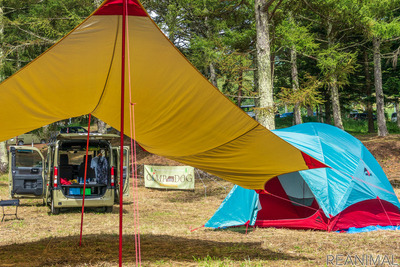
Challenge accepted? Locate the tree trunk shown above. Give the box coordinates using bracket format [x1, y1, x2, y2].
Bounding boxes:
[0, 4, 8, 173]
[373, 37, 388, 137]
[318, 105, 324, 123]
[324, 91, 332, 124]
[330, 77, 344, 130]
[0, 4, 3, 80]
[307, 106, 313, 117]
[254, 0, 275, 130]
[97, 118, 107, 134]
[94, 0, 102, 8]
[253, 52, 259, 108]
[327, 21, 343, 130]
[396, 101, 400, 129]
[290, 45, 302, 125]
[0, 141, 7, 173]
[209, 62, 217, 87]
[237, 69, 243, 107]
[364, 50, 375, 133]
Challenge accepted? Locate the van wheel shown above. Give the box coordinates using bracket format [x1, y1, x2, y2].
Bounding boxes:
[51, 198, 60, 215]
[114, 189, 120, 204]
[40, 139, 46, 144]
[18, 140, 24, 145]
[105, 206, 113, 213]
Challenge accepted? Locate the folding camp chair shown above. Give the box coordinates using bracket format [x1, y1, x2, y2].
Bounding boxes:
[0, 199, 20, 222]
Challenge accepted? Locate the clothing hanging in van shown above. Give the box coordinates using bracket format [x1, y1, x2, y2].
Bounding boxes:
[91, 156, 108, 184]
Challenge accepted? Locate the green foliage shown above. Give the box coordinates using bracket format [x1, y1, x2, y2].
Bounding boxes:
[143, 0, 255, 103]
[277, 74, 324, 107]
[359, 0, 400, 40]
[275, 17, 318, 54]
[317, 46, 358, 89]
[276, 115, 320, 129]
[1, 0, 399, 135]
[1, 0, 96, 80]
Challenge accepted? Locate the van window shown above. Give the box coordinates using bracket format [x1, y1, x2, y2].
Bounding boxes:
[15, 149, 42, 167]
[60, 151, 95, 165]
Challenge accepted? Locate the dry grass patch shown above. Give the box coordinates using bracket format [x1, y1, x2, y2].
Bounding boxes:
[1, 172, 400, 266]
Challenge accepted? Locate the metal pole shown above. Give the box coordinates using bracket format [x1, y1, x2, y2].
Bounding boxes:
[119, 0, 127, 265]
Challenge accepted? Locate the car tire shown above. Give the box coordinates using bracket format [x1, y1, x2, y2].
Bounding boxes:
[114, 187, 120, 204]
[40, 139, 46, 144]
[18, 140, 24, 145]
[105, 206, 113, 213]
[51, 198, 60, 215]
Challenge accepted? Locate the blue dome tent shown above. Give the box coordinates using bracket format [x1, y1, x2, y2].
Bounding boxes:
[206, 123, 400, 231]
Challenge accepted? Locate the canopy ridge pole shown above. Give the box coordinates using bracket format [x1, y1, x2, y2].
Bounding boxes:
[119, 0, 127, 265]
[377, 197, 393, 226]
[79, 113, 92, 246]
[125, 0, 141, 264]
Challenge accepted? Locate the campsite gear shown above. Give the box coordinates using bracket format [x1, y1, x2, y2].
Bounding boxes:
[0, 199, 20, 222]
[206, 123, 400, 231]
[60, 178, 72, 185]
[80, 188, 92, 196]
[69, 188, 81, 196]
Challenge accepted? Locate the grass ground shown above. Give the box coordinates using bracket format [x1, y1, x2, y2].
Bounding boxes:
[0, 172, 399, 266]
[1, 136, 400, 266]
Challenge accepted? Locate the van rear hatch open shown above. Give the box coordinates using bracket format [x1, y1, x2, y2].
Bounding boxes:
[57, 138, 114, 199]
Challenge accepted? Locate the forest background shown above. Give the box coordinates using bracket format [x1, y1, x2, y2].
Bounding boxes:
[0, 0, 400, 172]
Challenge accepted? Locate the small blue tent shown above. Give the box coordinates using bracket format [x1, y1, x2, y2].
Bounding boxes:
[206, 123, 400, 231]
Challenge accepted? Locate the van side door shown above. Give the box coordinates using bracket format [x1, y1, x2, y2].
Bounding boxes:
[8, 146, 45, 198]
[122, 146, 130, 196]
[112, 146, 130, 198]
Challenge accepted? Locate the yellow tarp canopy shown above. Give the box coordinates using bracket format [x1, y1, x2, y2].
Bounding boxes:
[0, 0, 320, 189]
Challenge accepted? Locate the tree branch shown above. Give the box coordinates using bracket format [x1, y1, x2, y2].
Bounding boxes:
[297, 14, 322, 25]
[301, 0, 328, 20]
[263, 0, 276, 13]
[270, 0, 284, 19]
[298, 51, 318, 61]
[315, 38, 329, 43]
[384, 36, 400, 42]
[337, 40, 368, 51]
[12, 23, 56, 44]
[224, 94, 260, 99]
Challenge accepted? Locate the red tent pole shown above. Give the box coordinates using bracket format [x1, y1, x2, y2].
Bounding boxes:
[119, 0, 127, 266]
[79, 113, 92, 246]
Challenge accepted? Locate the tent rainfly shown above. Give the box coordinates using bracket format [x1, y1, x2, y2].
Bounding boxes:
[0, 0, 326, 190]
[206, 123, 400, 231]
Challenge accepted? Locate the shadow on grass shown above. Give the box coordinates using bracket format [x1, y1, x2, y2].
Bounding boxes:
[390, 179, 400, 189]
[0, 233, 309, 266]
[45, 206, 131, 215]
[210, 226, 256, 235]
